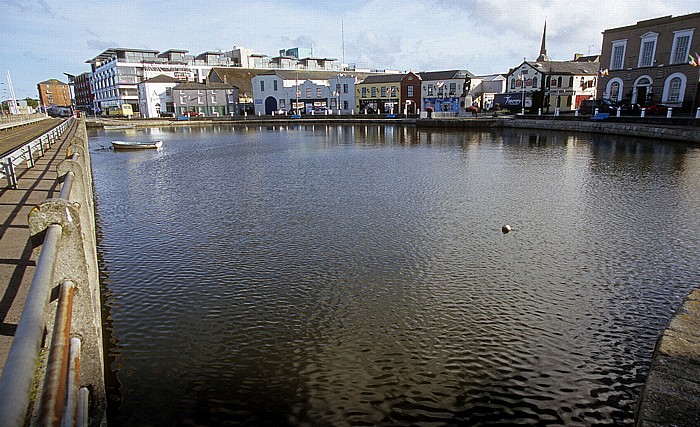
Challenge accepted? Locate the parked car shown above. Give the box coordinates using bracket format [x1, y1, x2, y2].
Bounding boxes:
[579, 99, 618, 115]
[644, 103, 669, 116]
[183, 111, 200, 117]
[619, 103, 641, 116]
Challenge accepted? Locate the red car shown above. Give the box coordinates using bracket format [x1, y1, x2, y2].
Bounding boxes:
[644, 104, 668, 116]
[183, 111, 200, 117]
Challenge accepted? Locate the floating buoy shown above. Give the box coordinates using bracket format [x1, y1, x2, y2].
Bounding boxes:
[502, 224, 512, 234]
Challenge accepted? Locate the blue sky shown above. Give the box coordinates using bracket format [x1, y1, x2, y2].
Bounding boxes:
[0, 0, 697, 99]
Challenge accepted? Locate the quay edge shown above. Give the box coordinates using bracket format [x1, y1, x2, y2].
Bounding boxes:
[87, 116, 700, 144]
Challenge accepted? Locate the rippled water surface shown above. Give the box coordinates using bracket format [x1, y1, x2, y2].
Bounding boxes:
[89, 124, 700, 426]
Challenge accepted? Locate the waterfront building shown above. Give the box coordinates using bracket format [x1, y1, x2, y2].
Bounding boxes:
[418, 70, 479, 114]
[505, 22, 600, 113]
[37, 79, 71, 109]
[172, 81, 239, 117]
[506, 58, 599, 113]
[471, 74, 507, 110]
[64, 72, 93, 114]
[137, 75, 180, 118]
[598, 12, 700, 111]
[87, 48, 189, 115]
[356, 72, 422, 114]
[251, 71, 363, 115]
[207, 68, 272, 114]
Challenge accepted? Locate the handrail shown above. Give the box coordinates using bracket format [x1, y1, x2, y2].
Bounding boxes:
[0, 119, 105, 426]
[0, 118, 73, 188]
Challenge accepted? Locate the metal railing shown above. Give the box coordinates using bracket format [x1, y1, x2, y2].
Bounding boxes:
[1, 118, 72, 188]
[0, 120, 105, 426]
[0, 113, 48, 128]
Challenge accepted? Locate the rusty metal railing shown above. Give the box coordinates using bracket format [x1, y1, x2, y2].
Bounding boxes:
[0, 120, 105, 426]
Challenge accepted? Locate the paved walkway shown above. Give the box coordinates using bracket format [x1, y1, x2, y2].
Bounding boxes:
[0, 118, 76, 376]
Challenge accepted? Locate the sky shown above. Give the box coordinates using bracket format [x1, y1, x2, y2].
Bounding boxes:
[0, 0, 698, 100]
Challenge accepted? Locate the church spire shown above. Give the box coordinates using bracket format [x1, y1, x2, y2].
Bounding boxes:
[537, 21, 551, 62]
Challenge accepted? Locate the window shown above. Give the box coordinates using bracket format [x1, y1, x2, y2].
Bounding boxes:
[668, 77, 682, 102]
[638, 33, 658, 67]
[610, 40, 627, 70]
[510, 79, 516, 89]
[362, 87, 367, 98]
[371, 87, 377, 97]
[671, 29, 693, 64]
[381, 86, 387, 97]
[273, 80, 278, 91]
[428, 84, 433, 96]
[260, 81, 265, 91]
[568, 77, 573, 87]
[336, 84, 341, 93]
[306, 88, 311, 98]
[279, 99, 286, 108]
[343, 100, 349, 109]
[558, 77, 563, 87]
[550, 78, 557, 87]
[449, 82, 456, 94]
[343, 83, 348, 93]
[662, 73, 687, 104]
[211, 94, 217, 103]
[197, 96, 203, 104]
[407, 86, 414, 97]
[316, 88, 322, 98]
[532, 76, 538, 88]
[165, 88, 172, 96]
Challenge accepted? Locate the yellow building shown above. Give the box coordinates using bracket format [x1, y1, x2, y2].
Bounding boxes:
[356, 74, 403, 114]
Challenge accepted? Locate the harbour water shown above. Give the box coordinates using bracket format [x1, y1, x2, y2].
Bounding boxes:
[89, 124, 700, 426]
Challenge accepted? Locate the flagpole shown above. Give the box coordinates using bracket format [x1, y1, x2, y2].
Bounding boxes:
[521, 58, 525, 116]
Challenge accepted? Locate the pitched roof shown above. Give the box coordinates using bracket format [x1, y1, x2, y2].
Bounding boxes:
[360, 74, 405, 84]
[208, 68, 273, 97]
[419, 70, 475, 80]
[527, 60, 600, 75]
[260, 70, 370, 81]
[172, 81, 237, 90]
[38, 79, 68, 86]
[143, 74, 181, 84]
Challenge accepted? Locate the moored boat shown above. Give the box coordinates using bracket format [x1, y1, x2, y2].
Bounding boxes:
[111, 140, 163, 150]
[104, 124, 136, 130]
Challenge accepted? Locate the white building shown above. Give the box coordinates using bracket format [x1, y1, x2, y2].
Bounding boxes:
[137, 75, 180, 118]
[252, 71, 361, 115]
[471, 74, 507, 110]
[418, 70, 480, 115]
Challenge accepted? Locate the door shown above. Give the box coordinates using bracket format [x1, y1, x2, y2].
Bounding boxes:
[264, 96, 278, 115]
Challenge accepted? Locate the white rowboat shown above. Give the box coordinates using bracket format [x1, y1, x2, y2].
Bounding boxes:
[104, 124, 136, 130]
[111, 140, 163, 150]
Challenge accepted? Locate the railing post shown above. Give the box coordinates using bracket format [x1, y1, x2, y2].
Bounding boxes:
[2, 158, 17, 188]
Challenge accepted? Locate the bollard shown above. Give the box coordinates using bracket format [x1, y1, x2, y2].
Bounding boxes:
[641, 108, 646, 117]
[666, 108, 672, 118]
[594, 108, 599, 116]
[575, 109, 579, 117]
[555, 108, 560, 117]
[538, 108, 541, 116]
[696, 107, 700, 119]
[617, 107, 621, 117]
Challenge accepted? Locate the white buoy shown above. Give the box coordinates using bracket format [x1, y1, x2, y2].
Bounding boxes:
[502, 224, 512, 234]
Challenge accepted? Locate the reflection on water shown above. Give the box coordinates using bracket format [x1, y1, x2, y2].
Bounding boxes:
[90, 124, 700, 426]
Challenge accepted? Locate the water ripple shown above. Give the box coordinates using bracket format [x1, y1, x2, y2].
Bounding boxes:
[90, 125, 700, 426]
